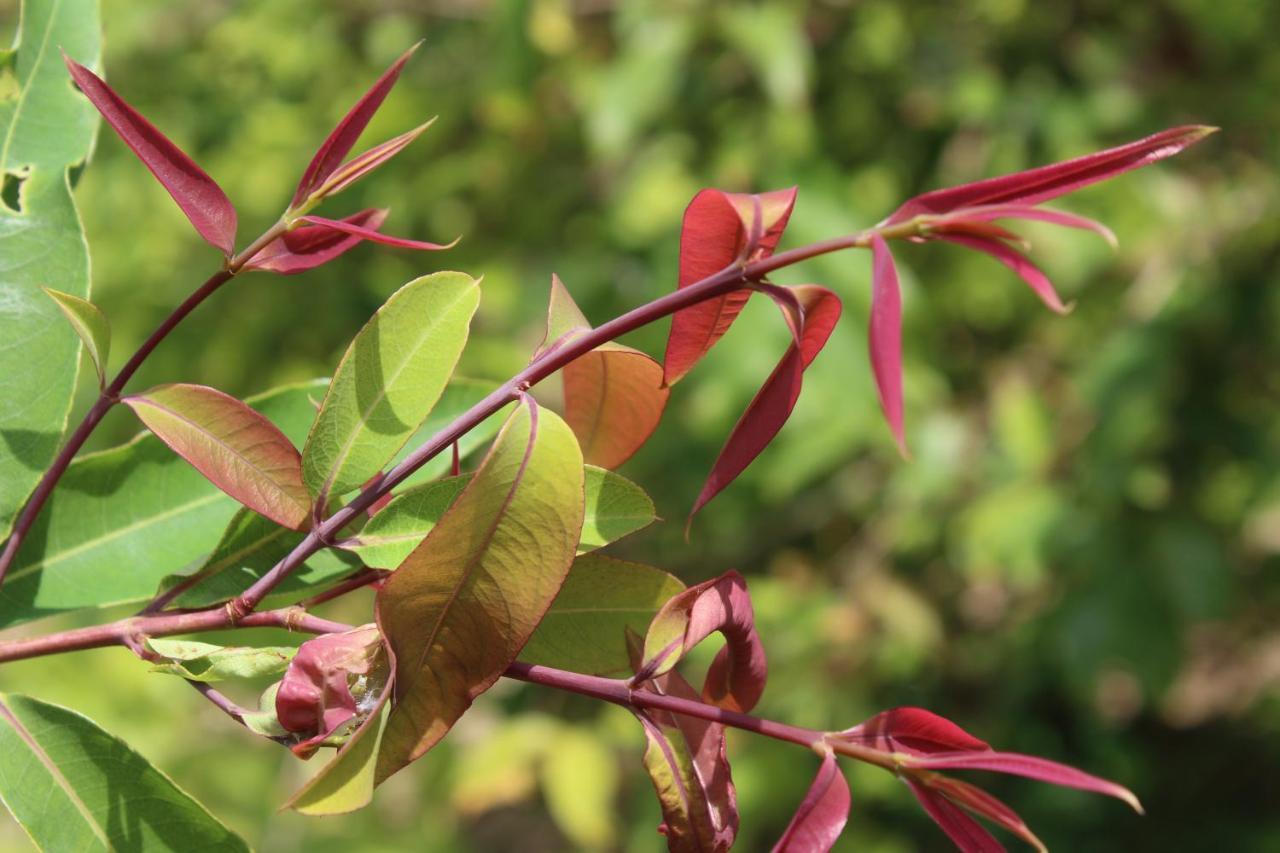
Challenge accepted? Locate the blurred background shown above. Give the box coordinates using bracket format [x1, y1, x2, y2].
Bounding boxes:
[1, 0, 1277, 849]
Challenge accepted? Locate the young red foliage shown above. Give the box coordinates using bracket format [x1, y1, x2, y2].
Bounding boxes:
[296, 215, 457, 251]
[275, 625, 382, 758]
[907, 751, 1142, 813]
[245, 209, 389, 275]
[868, 233, 907, 456]
[312, 120, 435, 200]
[921, 775, 1046, 852]
[772, 751, 851, 853]
[690, 284, 841, 520]
[663, 188, 797, 386]
[290, 42, 422, 207]
[834, 706, 991, 756]
[63, 52, 238, 256]
[906, 779, 1005, 853]
[940, 234, 1069, 314]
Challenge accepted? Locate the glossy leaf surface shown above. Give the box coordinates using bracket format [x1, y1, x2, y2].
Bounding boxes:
[0, 0, 99, 538]
[302, 271, 479, 503]
[907, 779, 1004, 853]
[124, 383, 311, 530]
[0, 693, 248, 851]
[297, 214, 456, 251]
[869, 233, 907, 455]
[63, 54, 237, 254]
[772, 751, 851, 853]
[375, 400, 585, 782]
[42, 287, 110, 388]
[244, 208, 387, 275]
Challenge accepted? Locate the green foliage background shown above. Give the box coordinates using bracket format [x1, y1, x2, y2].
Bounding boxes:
[2, 0, 1277, 849]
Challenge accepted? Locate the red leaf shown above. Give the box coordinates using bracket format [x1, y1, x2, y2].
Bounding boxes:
[63, 53, 237, 256]
[930, 204, 1116, 248]
[772, 751, 851, 853]
[691, 284, 841, 519]
[275, 625, 381, 757]
[906, 779, 1006, 853]
[886, 125, 1216, 224]
[834, 707, 991, 757]
[297, 215, 457, 251]
[909, 751, 1143, 813]
[663, 187, 798, 386]
[245, 209, 388, 275]
[940, 234, 1069, 314]
[636, 571, 767, 714]
[923, 775, 1046, 853]
[312, 120, 434, 199]
[869, 234, 907, 456]
[291, 42, 421, 206]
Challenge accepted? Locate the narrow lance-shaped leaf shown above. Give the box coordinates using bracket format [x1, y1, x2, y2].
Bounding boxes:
[243, 208, 388, 275]
[302, 271, 480, 505]
[539, 275, 669, 469]
[636, 570, 767, 714]
[691, 283, 841, 520]
[869, 233, 907, 456]
[928, 204, 1117, 248]
[663, 187, 798, 385]
[123, 383, 312, 530]
[0, 693, 249, 851]
[832, 707, 991, 756]
[520, 554, 684, 677]
[886, 125, 1217, 223]
[43, 287, 110, 389]
[144, 638, 295, 683]
[63, 52, 237, 255]
[906, 778, 1005, 853]
[772, 751, 851, 853]
[291, 42, 421, 207]
[940, 234, 1069, 314]
[298, 214, 457, 252]
[919, 774, 1047, 853]
[375, 398, 585, 782]
[313, 119, 435, 199]
[906, 751, 1142, 813]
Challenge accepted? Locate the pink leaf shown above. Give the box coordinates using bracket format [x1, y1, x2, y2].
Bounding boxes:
[869, 234, 907, 456]
[772, 751, 851, 853]
[297, 214, 457, 252]
[63, 53, 237, 256]
[923, 775, 1046, 853]
[940, 234, 1069, 314]
[275, 625, 382, 758]
[313, 120, 435, 199]
[663, 187, 798, 385]
[887, 125, 1216, 224]
[834, 707, 991, 757]
[908, 751, 1143, 813]
[244, 208, 388, 275]
[291, 42, 421, 206]
[906, 779, 1006, 853]
[691, 285, 841, 519]
[636, 571, 767, 714]
[122, 384, 312, 530]
[932, 205, 1117, 248]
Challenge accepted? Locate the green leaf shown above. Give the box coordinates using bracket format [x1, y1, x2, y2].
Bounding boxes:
[0, 693, 248, 851]
[350, 465, 653, 570]
[0, 0, 101, 537]
[302, 271, 480, 503]
[520, 554, 684, 676]
[386, 377, 508, 491]
[156, 506, 358, 611]
[636, 711, 725, 853]
[375, 399, 585, 783]
[42, 287, 110, 388]
[242, 683, 288, 739]
[0, 380, 324, 628]
[578, 466, 656, 552]
[285, 700, 389, 815]
[145, 638, 296, 682]
[124, 383, 312, 530]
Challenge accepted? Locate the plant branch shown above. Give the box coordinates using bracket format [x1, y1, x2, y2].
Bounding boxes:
[0, 606, 349, 665]
[0, 220, 292, 585]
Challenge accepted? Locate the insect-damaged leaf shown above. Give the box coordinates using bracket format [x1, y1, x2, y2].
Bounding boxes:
[636, 570, 767, 714]
[302, 271, 479, 505]
[663, 187, 797, 386]
[885, 125, 1216, 224]
[772, 751, 851, 853]
[144, 638, 295, 682]
[691, 284, 841, 520]
[0, 693, 249, 851]
[244, 208, 388, 275]
[290, 42, 421, 207]
[520, 554, 684, 677]
[63, 53, 237, 255]
[868, 233, 907, 456]
[42, 287, 110, 389]
[538, 275, 668, 469]
[276, 625, 384, 758]
[0, 0, 99, 539]
[374, 399, 585, 782]
[123, 383, 312, 530]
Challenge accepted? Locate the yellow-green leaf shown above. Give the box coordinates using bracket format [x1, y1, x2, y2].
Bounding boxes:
[144, 639, 295, 682]
[42, 287, 110, 388]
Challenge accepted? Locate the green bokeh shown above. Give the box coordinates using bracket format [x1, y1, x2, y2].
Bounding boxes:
[1, 0, 1277, 850]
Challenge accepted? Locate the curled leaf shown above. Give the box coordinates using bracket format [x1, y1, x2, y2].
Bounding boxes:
[869, 233, 907, 456]
[275, 624, 383, 758]
[663, 187, 798, 385]
[145, 639, 294, 683]
[63, 53, 237, 255]
[43, 287, 110, 389]
[244, 208, 388, 275]
[123, 383, 312, 530]
[691, 284, 841, 519]
[291, 42, 422, 206]
[772, 751, 851, 853]
[636, 570, 767, 714]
